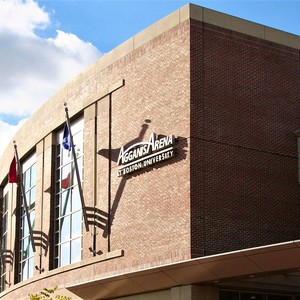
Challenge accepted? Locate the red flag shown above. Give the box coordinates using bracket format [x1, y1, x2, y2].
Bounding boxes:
[61, 172, 71, 189]
[9, 156, 18, 183]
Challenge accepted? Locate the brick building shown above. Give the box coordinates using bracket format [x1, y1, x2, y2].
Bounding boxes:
[0, 3, 300, 300]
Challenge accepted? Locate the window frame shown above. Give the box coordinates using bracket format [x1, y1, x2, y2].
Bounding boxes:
[0, 186, 9, 292]
[18, 153, 36, 282]
[54, 117, 84, 268]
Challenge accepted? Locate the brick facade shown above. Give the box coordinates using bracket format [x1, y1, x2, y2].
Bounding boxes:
[190, 20, 300, 256]
[0, 4, 299, 299]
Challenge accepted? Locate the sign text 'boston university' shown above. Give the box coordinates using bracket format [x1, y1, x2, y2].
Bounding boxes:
[117, 133, 175, 176]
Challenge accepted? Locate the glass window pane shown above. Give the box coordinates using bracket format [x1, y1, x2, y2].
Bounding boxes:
[30, 187, 36, 206]
[73, 167, 81, 186]
[62, 165, 72, 190]
[23, 216, 29, 236]
[60, 242, 70, 267]
[3, 215, 7, 233]
[55, 231, 59, 244]
[56, 144, 61, 153]
[220, 291, 239, 300]
[71, 211, 82, 238]
[71, 238, 81, 263]
[62, 148, 71, 166]
[268, 296, 292, 300]
[22, 238, 29, 260]
[28, 240, 34, 257]
[24, 170, 30, 191]
[55, 118, 83, 268]
[19, 154, 36, 282]
[241, 293, 266, 300]
[56, 181, 60, 193]
[3, 194, 7, 211]
[25, 191, 30, 205]
[28, 258, 34, 278]
[56, 169, 60, 182]
[60, 191, 71, 216]
[77, 157, 83, 170]
[62, 164, 72, 180]
[1, 189, 8, 292]
[54, 258, 59, 268]
[60, 216, 70, 242]
[72, 188, 81, 212]
[30, 210, 35, 229]
[31, 164, 36, 187]
[55, 220, 59, 231]
[21, 260, 28, 281]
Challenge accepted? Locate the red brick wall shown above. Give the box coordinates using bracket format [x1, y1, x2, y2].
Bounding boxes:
[190, 20, 300, 256]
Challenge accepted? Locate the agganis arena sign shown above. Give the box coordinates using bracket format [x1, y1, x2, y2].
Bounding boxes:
[117, 133, 175, 176]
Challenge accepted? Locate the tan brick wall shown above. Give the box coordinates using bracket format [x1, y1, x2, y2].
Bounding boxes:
[1, 4, 299, 299]
[103, 21, 191, 268]
[0, 20, 191, 299]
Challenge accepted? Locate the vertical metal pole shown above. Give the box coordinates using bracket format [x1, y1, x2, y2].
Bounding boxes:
[108, 94, 112, 252]
[0, 235, 3, 267]
[64, 104, 89, 232]
[93, 111, 97, 255]
[13, 142, 36, 252]
[0, 192, 4, 266]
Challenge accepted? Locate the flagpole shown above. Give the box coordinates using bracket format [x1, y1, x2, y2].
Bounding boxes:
[13, 141, 36, 253]
[0, 235, 4, 267]
[64, 103, 89, 232]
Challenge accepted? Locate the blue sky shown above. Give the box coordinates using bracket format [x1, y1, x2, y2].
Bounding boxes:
[37, 0, 300, 53]
[0, 0, 299, 154]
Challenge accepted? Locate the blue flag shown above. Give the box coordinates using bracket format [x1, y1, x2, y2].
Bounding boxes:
[62, 123, 71, 150]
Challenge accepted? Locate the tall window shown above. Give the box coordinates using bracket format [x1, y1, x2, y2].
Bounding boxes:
[0, 188, 8, 292]
[19, 153, 36, 281]
[54, 118, 84, 268]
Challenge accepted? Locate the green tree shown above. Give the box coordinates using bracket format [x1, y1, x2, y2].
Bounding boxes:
[28, 286, 71, 300]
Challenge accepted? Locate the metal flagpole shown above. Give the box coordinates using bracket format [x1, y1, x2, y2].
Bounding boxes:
[0, 195, 4, 265]
[0, 236, 4, 267]
[64, 103, 89, 232]
[13, 141, 36, 253]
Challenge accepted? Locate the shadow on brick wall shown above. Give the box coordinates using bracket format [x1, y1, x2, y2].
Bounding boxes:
[96, 120, 188, 241]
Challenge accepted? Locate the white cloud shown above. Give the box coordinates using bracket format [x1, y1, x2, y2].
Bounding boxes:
[0, 0, 102, 155]
[0, 0, 49, 36]
[0, 118, 27, 151]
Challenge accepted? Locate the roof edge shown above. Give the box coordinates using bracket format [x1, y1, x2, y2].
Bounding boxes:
[1, 3, 299, 169]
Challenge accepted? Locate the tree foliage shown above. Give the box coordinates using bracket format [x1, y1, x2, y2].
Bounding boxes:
[28, 286, 71, 300]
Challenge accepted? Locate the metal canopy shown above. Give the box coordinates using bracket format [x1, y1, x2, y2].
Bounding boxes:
[68, 240, 300, 299]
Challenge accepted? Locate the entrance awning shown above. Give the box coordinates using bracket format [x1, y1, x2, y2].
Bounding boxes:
[68, 240, 300, 299]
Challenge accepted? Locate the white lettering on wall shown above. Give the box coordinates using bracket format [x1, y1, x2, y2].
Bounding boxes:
[117, 133, 175, 176]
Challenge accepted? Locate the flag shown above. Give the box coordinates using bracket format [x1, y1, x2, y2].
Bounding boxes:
[9, 156, 18, 183]
[61, 172, 71, 189]
[62, 123, 71, 151]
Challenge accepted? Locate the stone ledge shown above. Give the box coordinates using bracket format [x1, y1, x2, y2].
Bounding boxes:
[1, 249, 124, 298]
